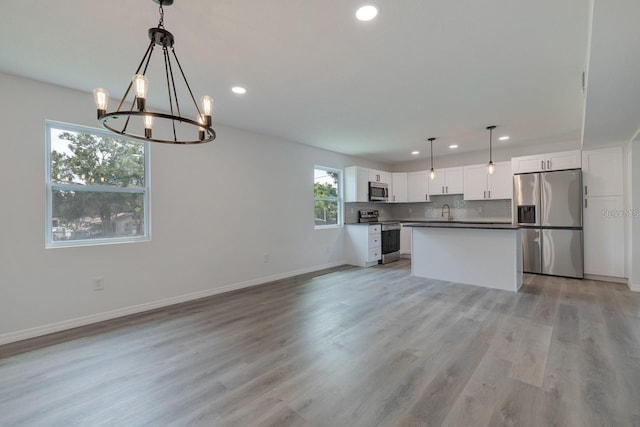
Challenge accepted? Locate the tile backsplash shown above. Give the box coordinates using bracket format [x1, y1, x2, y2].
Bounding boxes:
[345, 195, 512, 223]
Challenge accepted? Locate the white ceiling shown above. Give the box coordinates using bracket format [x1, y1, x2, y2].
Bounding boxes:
[0, 0, 638, 163]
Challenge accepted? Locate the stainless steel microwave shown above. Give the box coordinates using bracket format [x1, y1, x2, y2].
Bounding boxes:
[369, 181, 388, 201]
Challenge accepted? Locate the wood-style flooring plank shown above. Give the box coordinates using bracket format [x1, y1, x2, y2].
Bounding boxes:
[1, 262, 639, 426]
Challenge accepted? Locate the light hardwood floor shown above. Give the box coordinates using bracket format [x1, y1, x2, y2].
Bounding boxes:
[1, 260, 639, 426]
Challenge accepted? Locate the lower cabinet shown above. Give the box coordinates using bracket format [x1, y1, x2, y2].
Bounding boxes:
[345, 224, 381, 267]
[583, 195, 625, 278]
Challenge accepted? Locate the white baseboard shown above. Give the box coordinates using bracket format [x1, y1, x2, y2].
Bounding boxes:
[583, 274, 628, 285]
[0, 261, 346, 346]
[629, 283, 640, 292]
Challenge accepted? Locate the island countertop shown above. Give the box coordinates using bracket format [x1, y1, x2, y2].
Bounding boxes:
[409, 224, 523, 292]
[403, 221, 518, 230]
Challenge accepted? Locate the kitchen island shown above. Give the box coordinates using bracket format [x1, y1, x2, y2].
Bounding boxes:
[404, 222, 523, 292]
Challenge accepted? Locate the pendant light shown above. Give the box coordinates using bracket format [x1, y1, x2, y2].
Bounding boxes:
[486, 125, 496, 175]
[93, 0, 216, 144]
[428, 137, 436, 180]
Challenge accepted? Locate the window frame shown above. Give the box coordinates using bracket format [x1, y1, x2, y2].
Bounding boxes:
[45, 120, 151, 248]
[314, 165, 343, 229]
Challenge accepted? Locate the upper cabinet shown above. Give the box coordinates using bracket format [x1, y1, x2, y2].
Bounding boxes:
[368, 169, 390, 184]
[344, 166, 369, 203]
[428, 167, 464, 195]
[582, 147, 623, 197]
[345, 166, 393, 203]
[407, 171, 430, 202]
[463, 161, 512, 200]
[511, 150, 581, 174]
[390, 172, 408, 203]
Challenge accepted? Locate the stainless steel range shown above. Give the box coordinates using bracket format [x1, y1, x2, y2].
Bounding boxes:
[380, 222, 401, 264]
[358, 210, 400, 264]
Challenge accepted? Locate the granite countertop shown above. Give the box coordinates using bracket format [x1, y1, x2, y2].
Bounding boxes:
[345, 219, 513, 227]
[402, 221, 519, 230]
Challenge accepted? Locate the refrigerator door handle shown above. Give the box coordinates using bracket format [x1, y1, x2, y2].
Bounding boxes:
[584, 185, 588, 195]
[585, 199, 587, 208]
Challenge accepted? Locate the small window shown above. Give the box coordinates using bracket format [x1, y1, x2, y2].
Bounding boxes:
[46, 121, 150, 247]
[314, 166, 342, 228]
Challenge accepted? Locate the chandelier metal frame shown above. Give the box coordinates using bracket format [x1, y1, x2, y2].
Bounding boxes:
[94, 0, 215, 144]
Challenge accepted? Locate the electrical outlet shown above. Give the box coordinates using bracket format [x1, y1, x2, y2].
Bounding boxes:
[94, 277, 104, 291]
[408, 208, 413, 214]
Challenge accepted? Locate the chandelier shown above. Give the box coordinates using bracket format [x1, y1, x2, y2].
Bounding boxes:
[93, 0, 215, 144]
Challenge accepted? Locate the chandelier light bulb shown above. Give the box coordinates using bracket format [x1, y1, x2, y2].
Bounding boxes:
[132, 74, 149, 111]
[488, 161, 495, 175]
[144, 115, 153, 139]
[93, 88, 109, 118]
[197, 114, 206, 141]
[201, 96, 213, 126]
[430, 168, 436, 180]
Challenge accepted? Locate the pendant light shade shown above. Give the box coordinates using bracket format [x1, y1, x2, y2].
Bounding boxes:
[486, 126, 496, 175]
[93, 0, 215, 144]
[428, 138, 436, 180]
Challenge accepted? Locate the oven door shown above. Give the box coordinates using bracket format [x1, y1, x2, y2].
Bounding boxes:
[381, 224, 401, 264]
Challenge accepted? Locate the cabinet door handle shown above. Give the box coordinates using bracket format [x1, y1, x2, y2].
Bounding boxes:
[585, 199, 588, 209]
[442, 186, 445, 194]
[484, 190, 487, 199]
[488, 190, 491, 198]
[584, 185, 588, 196]
[393, 195, 396, 202]
[425, 194, 428, 201]
[547, 160, 551, 170]
[541, 160, 545, 170]
[446, 186, 449, 193]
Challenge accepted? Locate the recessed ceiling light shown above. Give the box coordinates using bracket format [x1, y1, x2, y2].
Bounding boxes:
[499, 136, 510, 141]
[356, 5, 379, 21]
[449, 144, 458, 149]
[411, 151, 420, 155]
[231, 86, 247, 95]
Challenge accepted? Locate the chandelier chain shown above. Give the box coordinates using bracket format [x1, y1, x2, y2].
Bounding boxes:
[158, 2, 165, 28]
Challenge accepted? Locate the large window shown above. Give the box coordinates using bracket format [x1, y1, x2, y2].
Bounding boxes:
[46, 121, 150, 247]
[314, 166, 342, 228]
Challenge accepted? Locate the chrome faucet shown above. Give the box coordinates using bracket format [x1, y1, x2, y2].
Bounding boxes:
[441, 204, 453, 221]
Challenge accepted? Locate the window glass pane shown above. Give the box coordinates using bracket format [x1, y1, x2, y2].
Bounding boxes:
[51, 190, 145, 241]
[46, 121, 149, 247]
[314, 200, 339, 226]
[314, 167, 341, 227]
[50, 128, 145, 188]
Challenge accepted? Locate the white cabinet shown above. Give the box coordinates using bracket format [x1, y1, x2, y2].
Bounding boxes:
[582, 146, 625, 278]
[345, 224, 381, 267]
[463, 161, 512, 200]
[584, 196, 625, 277]
[369, 169, 390, 184]
[511, 150, 581, 174]
[344, 166, 369, 202]
[345, 166, 394, 203]
[390, 172, 408, 203]
[407, 171, 430, 202]
[582, 147, 623, 197]
[400, 224, 412, 256]
[428, 167, 464, 195]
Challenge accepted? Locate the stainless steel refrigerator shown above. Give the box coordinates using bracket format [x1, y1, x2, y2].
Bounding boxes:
[513, 169, 583, 278]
